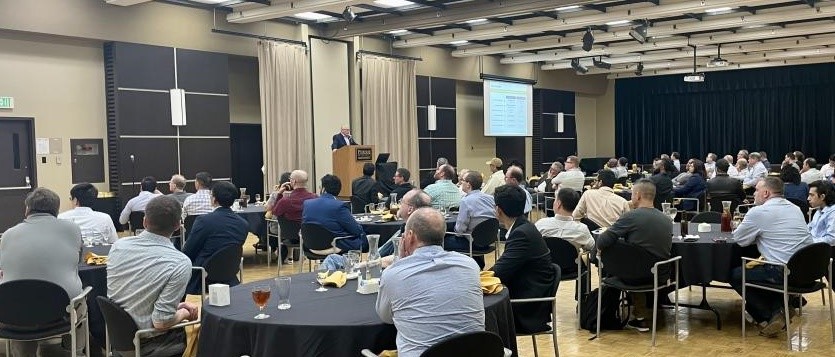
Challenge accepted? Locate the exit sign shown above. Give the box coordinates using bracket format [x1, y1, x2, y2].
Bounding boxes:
[0, 97, 13, 109]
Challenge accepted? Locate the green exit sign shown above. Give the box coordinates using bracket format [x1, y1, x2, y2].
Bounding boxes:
[0, 97, 13, 109]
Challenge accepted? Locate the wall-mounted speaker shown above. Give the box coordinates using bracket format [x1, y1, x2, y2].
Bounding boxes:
[170, 88, 187, 126]
[427, 104, 437, 131]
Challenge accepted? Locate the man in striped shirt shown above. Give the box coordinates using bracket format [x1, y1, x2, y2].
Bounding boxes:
[183, 171, 214, 217]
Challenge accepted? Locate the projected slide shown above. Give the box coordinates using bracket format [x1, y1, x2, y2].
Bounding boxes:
[483, 80, 533, 136]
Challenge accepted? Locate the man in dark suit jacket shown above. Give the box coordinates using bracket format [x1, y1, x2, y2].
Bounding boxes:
[303, 175, 367, 254]
[707, 158, 746, 213]
[182, 181, 248, 293]
[351, 163, 380, 213]
[490, 184, 557, 334]
[331, 125, 358, 151]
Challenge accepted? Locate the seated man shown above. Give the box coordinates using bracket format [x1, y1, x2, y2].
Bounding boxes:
[0, 188, 85, 356]
[376, 208, 484, 357]
[800, 158, 824, 184]
[707, 159, 746, 213]
[491, 185, 556, 334]
[649, 158, 675, 210]
[119, 176, 162, 227]
[597, 179, 671, 263]
[302, 174, 367, 254]
[532, 162, 562, 210]
[389, 168, 414, 205]
[423, 164, 461, 209]
[447, 171, 496, 268]
[182, 171, 214, 217]
[482, 157, 505, 195]
[269, 170, 317, 257]
[730, 177, 814, 337]
[573, 169, 630, 228]
[182, 181, 248, 293]
[821, 154, 835, 181]
[536, 188, 595, 251]
[59, 182, 119, 243]
[504, 166, 533, 214]
[166, 174, 192, 205]
[351, 163, 380, 213]
[808, 180, 835, 245]
[743, 152, 768, 188]
[108, 196, 198, 356]
[552, 155, 585, 192]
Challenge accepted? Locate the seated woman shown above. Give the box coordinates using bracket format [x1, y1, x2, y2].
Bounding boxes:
[673, 159, 707, 211]
[780, 165, 809, 202]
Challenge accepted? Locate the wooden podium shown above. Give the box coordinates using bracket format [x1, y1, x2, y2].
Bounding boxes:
[333, 145, 374, 198]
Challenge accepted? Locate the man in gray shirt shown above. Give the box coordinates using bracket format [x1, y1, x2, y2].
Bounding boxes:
[166, 174, 192, 205]
[108, 195, 197, 356]
[376, 208, 485, 357]
[0, 187, 84, 356]
[596, 179, 672, 261]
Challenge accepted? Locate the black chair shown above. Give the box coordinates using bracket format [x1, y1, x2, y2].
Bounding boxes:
[350, 196, 368, 214]
[690, 211, 721, 224]
[444, 218, 499, 258]
[190, 245, 244, 295]
[579, 217, 601, 233]
[627, 173, 644, 183]
[422, 331, 508, 357]
[707, 194, 742, 214]
[300, 223, 355, 273]
[787, 197, 811, 222]
[128, 211, 145, 234]
[597, 241, 681, 346]
[0, 280, 91, 357]
[544, 237, 590, 329]
[511, 263, 561, 357]
[96, 296, 198, 357]
[276, 216, 302, 276]
[181, 214, 199, 243]
[615, 176, 628, 185]
[742, 242, 835, 350]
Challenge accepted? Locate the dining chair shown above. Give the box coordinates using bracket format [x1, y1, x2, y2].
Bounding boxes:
[276, 216, 302, 276]
[544, 237, 591, 329]
[97, 296, 198, 357]
[512, 263, 561, 357]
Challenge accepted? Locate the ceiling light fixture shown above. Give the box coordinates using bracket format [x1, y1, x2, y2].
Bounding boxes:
[582, 28, 594, 52]
[388, 29, 409, 35]
[629, 21, 649, 44]
[605, 20, 631, 26]
[465, 18, 488, 24]
[571, 58, 588, 74]
[556, 5, 581, 12]
[294, 12, 333, 21]
[373, 0, 414, 8]
[708, 44, 729, 67]
[684, 45, 705, 82]
[449, 40, 469, 45]
[635, 62, 644, 76]
[593, 56, 611, 69]
[705, 7, 734, 13]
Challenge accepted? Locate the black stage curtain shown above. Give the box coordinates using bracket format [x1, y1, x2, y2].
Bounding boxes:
[616, 63, 835, 164]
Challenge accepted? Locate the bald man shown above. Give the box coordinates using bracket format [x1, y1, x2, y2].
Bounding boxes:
[331, 125, 358, 151]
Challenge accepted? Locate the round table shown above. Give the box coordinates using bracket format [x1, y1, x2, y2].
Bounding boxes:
[671, 223, 759, 285]
[356, 213, 458, 245]
[198, 273, 516, 357]
[78, 245, 112, 351]
[236, 205, 267, 242]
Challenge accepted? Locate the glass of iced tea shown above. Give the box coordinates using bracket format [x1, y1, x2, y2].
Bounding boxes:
[251, 285, 271, 319]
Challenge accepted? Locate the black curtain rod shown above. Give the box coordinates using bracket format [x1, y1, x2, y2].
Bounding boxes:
[211, 29, 307, 47]
[480, 73, 537, 85]
[357, 50, 422, 61]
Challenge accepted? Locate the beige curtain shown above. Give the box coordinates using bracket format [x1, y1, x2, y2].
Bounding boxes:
[258, 40, 313, 190]
[360, 55, 418, 175]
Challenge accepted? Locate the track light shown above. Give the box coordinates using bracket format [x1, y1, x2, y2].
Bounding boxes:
[708, 44, 729, 67]
[570, 58, 588, 74]
[635, 62, 644, 76]
[629, 23, 648, 44]
[342, 6, 357, 22]
[582, 28, 594, 52]
[684, 45, 705, 82]
[592, 57, 611, 69]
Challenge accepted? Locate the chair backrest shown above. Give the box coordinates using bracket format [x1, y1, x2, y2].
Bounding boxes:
[300, 223, 338, 251]
[420, 331, 506, 357]
[787, 197, 810, 222]
[544, 237, 580, 276]
[204, 245, 244, 285]
[96, 296, 139, 352]
[708, 194, 742, 214]
[600, 240, 666, 284]
[128, 211, 145, 233]
[276, 216, 302, 243]
[350, 196, 367, 214]
[182, 214, 199, 241]
[579, 217, 600, 232]
[0, 280, 70, 326]
[615, 176, 628, 185]
[471, 218, 500, 247]
[786, 242, 831, 286]
[690, 211, 721, 224]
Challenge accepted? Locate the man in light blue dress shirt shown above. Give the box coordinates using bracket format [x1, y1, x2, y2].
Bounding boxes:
[742, 152, 768, 188]
[376, 208, 485, 357]
[445, 171, 496, 268]
[808, 180, 835, 245]
[730, 177, 814, 337]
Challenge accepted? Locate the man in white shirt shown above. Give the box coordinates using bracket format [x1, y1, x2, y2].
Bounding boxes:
[536, 188, 594, 251]
[705, 153, 717, 178]
[820, 154, 835, 181]
[182, 171, 214, 217]
[800, 158, 824, 184]
[671, 152, 682, 172]
[119, 176, 162, 226]
[59, 183, 119, 243]
[552, 156, 585, 192]
[742, 152, 768, 188]
[481, 157, 505, 195]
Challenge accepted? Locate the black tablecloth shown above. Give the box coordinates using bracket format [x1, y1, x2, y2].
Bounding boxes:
[671, 223, 759, 285]
[357, 213, 458, 245]
[237, 205, 267, 241]
[198, 274, 516, 357]
[78, 245, 111, 350]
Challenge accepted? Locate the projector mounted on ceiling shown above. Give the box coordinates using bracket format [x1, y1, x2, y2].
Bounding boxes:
[707, 44, 729, 67]
[684, 44, 705, 83]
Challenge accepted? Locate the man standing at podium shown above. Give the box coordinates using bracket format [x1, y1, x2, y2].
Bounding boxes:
[331, 125, 358, 151]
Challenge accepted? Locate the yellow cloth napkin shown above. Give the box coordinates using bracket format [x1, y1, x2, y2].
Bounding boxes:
[84, 251, 108, 266]
[323, 271, 348, 288]
[745, 256, 766, 269]
[480, 271, 503, 295]
[379, 350, 397, 357]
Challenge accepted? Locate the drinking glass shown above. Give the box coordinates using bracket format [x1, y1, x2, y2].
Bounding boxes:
[255, 194, 261, 203]
[666, 207, 678, 221]
[316, 264, 330, 292]
[349, 250, 362, 263]
[251, 285, 271, 319]
[275, 277, 291, 310]
[344, 252, 359, 274]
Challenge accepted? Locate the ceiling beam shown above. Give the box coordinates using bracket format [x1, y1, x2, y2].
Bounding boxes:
[394, 0, 786, 48]
[227, 0, 369, 23]
[606, 56, 835, 78]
